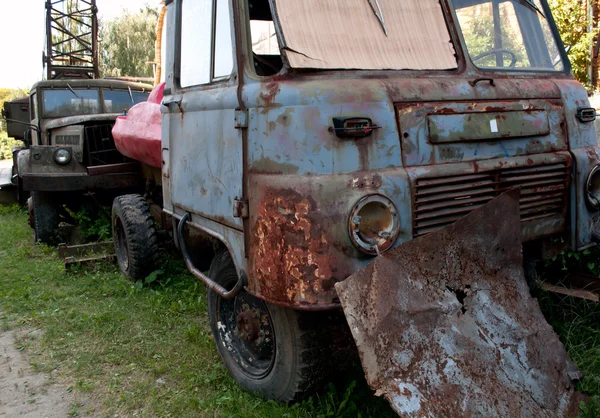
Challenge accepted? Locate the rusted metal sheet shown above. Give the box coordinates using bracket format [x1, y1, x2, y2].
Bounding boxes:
[58, 241, 115, 268]
[428, 110, 550, 143]
[336, 190, 584, 417]
[398, 99, 567, 167]
[541, 272, 600, 303]
[246, 170, 414, 309]
[251, 187, 342, 308]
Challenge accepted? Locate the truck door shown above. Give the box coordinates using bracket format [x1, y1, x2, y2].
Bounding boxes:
[164, 0, 242, 230]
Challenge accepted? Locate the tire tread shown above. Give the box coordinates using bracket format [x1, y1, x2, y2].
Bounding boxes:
[112, 194, 158, 281]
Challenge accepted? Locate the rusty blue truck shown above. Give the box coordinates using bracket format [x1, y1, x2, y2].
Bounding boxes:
[109, 0, 600, 413]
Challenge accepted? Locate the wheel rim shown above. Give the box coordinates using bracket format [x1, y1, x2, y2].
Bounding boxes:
[114, 217, 129, 271]
[216, 280, 276, 379]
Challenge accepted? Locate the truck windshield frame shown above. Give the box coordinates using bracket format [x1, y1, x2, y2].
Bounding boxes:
[451, 0, 568, 73]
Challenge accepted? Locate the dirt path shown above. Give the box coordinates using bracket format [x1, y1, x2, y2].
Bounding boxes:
[0, 329, 91, 418]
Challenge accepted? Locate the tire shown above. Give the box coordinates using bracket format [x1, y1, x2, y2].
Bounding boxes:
[207, 251, 332, 402]
[31, 191, 59, 245]
[112, 194, 158, 281]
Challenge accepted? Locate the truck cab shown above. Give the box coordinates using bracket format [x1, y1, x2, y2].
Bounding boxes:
[13, 79, 150, 243]
[161, 0, 600, 403]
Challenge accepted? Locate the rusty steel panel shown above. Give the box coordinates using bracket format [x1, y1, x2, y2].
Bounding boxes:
[58, 241, 115, 267]
[247, 170, 414, 309]
[398, 99, 567, 167]
[251, 187, 344, 308]
[336, 190, 584, 417]
[428, 110, 550, 143]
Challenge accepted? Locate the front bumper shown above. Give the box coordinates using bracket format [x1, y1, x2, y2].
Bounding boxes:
[18, 147, 142, 192]
[21, 171, 143, 192]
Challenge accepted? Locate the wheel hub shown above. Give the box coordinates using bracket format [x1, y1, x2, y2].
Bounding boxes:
[217, 289, 275, 378]
[236, 310, 260, 342]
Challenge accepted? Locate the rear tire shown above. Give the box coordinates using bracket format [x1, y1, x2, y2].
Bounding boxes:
[31, 191, 59, 245]
[207, 251, 331, 402]
[112, 194, 158, 281]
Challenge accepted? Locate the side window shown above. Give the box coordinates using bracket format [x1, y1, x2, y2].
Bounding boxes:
[214, 0, 233, 78]
[31, 93, 38, 120]
[248, 1, 283, 76]
[180, 0, 212, 87]
[179, 0, 233, 87]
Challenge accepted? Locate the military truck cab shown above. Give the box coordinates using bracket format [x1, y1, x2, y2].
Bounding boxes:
[15, 79, 150, 243]
[161, 0, 600, 402]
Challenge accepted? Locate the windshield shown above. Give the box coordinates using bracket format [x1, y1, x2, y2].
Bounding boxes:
[42, 88, 100, 117]
[103, 90, 149, 113]
[272, 0, 457, 70]
[453, 0, 564, 71]
[41, 88, 149, 117]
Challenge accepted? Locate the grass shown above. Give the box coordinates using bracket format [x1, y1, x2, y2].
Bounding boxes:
[0, 204, 394, 418]
[2, 204, 600, 417]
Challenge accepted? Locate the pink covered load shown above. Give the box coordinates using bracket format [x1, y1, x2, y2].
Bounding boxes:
[112, 82, 165, 169]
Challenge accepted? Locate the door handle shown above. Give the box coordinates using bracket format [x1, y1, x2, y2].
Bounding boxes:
[162, 99, 182, 107]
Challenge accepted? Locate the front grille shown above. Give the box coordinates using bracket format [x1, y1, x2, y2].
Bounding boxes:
[84, 124, 127, 166]
[55, 134, 80, 145]
[413, 161, 571, 237]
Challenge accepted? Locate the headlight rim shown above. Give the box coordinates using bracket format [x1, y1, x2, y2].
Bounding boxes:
[53, 147, 72, 165]
[348, 194, 400, 256]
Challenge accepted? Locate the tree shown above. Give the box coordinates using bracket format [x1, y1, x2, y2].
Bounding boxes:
[549, 0, 594, 86]
[0, 88, 28, 160]
[100, 7, 159, 78]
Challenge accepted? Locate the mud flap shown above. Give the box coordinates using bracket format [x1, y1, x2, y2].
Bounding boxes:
[335, 190, 585, 417]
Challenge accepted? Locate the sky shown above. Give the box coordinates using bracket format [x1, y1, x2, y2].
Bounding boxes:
[0, 0, 161, 89]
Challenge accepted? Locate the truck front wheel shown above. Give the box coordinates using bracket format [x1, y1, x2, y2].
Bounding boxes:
[31, 191, 59, 245]
[206, 251, 330, 402]
[112, 194, 158, 281]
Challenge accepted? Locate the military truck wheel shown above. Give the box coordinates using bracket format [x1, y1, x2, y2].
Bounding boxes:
[31, 191, 59, 245]
[112, 194, 158, 281]
[207, 251, 330, 402]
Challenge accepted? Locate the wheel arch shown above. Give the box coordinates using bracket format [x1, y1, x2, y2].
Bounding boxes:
[172, 212, 247, 279]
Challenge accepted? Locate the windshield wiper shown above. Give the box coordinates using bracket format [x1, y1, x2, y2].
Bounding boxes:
[513, 0, 545, 18]
[367, 0, 388, 37]
[66, 83, 81, 99]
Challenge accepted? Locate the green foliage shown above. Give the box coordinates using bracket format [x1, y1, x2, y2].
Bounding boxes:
[546, 244, 600, 276]
[66, 206, 112, 242]
[549, 0, 594, 86]
[580, 396, 600, 418]
[100, 8, 159, 78]
[0, 87, 28, 160]
[0, 130, 23, 160]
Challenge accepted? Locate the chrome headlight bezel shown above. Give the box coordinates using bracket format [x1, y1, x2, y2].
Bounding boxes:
[53, 148, 72, 165]
[348, 194, 400, 255]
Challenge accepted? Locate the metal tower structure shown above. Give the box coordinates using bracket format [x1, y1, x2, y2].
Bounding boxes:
[44, 0, 99, 80]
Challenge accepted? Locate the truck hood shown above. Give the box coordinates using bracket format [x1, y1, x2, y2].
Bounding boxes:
[44, 113, 119, 130]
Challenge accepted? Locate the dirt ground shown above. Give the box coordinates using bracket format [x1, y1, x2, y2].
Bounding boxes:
[0, 328, 91, 418]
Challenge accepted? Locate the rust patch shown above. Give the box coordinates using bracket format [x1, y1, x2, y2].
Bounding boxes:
[251, 188, 338, 305]
[276, 108, 295, 128]
[336, 190, 585, 417]
[259, 82, 281, 108]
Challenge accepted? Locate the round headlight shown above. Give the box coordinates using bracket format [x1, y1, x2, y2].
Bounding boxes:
[587, 166, 600, 209]
[54, 148, 71, 165]
[348, 194, 400, 255]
